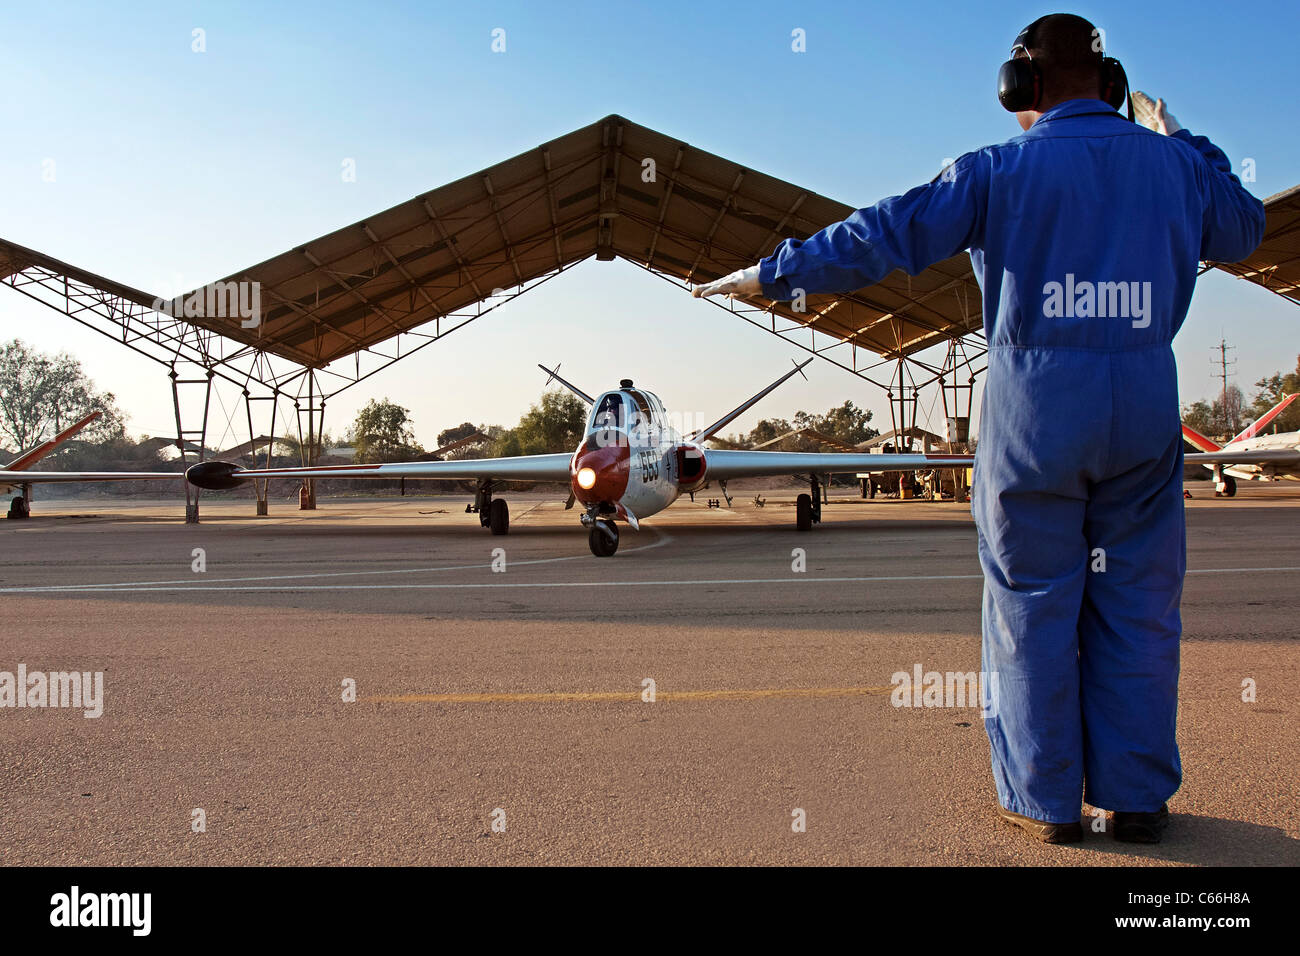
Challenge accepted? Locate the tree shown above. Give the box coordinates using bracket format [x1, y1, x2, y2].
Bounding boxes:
[0, 339, 125, 451]
[1249, 354, 1300, 433]
[1216, 384, 1247, 436]
[496, 390, 587, 456]
[275, 432, 331, 463]
[1182, 384, 1252, 440]
[734, 401, 878, 452]
[437, 422, 480, 447]
[495, 431, 523, 458]
[434, 421, 496, 460]
[1182, 399, 1216, 437]
[801, 399, 877, 445]
[347, 398, 423, 463]
[746, 417, 793, 447]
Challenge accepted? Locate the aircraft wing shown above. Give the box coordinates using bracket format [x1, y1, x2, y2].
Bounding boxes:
[1, 469, 181, 484]
[186, 454, 574, 489]
[701, 449, 974, 480]
[1184, 449, 1300, 467]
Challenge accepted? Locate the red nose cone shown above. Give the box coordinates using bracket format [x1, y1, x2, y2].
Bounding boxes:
[571, 438, 630, 504]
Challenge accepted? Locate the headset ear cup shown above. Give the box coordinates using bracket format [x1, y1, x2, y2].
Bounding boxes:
[1099, 57, 1128, 111]
[997, 58, 1040, 113]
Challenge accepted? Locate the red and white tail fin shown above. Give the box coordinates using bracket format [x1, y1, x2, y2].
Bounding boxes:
[4, 411, 102, 471]
[1181, 422, 1221, 453]
[1228, 392, 1299, 445]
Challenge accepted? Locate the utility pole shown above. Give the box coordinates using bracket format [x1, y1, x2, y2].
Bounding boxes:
[1212, 338, 1237, 436]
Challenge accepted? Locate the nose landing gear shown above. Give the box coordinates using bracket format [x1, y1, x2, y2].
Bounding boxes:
[581, 507, 620, 556]
[588, 518, 619, 557]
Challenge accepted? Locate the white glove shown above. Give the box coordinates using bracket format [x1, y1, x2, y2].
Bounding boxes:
[692, 265, 762, 299]
[1131, 90, 1183, 135]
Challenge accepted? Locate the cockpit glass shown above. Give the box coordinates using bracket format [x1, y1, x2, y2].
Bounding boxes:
[591, 393, 627, 431]
[625, 389, 653, 425]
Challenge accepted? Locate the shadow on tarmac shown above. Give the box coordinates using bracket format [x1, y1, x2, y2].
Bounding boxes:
[1080, 814, 1300, 865]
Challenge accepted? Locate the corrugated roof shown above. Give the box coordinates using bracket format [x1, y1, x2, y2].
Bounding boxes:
[164, 114, 984, 368]
[0, 238, 159, 310]
[1209, 183, 1300, 306]
[7, 117, 1291, 376]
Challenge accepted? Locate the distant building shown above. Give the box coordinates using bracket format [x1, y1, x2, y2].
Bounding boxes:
[862, 427, 947, 455]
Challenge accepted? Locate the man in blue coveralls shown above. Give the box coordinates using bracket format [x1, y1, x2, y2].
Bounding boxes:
[694, 13, 1264, 844]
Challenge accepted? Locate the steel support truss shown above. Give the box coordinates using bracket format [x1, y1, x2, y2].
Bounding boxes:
[1, 257, 578, 519]
[641, 264, 987, 461]
[6, 248, 984, 517]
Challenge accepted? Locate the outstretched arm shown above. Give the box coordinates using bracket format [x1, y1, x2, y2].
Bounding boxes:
[695, 154, 987, 303]
[1133, 90, 1265, 263]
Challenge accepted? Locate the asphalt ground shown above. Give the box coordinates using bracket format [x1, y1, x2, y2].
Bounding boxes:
[0, 482, 1296, 865]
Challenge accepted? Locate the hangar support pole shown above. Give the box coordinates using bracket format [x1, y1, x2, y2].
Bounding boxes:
[938, 338, 982, 502]
[170, 364, 214, 523]
[295, 370, 324, 510]
[885, 357, 920, 494]
[242, 389, 278, 516]
[886, 357, 920, 442]
[938, 338, 976, 446]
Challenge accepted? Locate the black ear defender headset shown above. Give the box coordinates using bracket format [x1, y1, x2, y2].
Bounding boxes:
[996, 14, 1133, 120]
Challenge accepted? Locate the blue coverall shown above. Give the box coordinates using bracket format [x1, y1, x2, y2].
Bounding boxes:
[759, 99, 1264, 822]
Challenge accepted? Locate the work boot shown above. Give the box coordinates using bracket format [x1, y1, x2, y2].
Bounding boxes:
[1113, 804, 1169, 844]
[997, 805, 1083, 844]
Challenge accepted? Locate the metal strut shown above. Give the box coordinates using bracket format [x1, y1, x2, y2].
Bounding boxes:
[470, 479, 494, 527]
[170, 363, 214, 523]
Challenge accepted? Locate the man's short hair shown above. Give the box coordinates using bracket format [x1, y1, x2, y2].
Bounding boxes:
[1024, 13, 1104, 96]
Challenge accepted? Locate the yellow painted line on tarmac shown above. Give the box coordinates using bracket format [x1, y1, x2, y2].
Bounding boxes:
[365, 685, 897, 704]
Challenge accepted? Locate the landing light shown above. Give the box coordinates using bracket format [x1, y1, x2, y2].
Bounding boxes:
[576, 466, 597, 490]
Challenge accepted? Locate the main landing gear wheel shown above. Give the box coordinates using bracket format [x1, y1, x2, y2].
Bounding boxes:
[1218, 476, 1238, 498]
[795, 493, 813, 531]
[589, 518, 619, 557]
[488, 498, 510, 534]
[7, 496, 30, 520]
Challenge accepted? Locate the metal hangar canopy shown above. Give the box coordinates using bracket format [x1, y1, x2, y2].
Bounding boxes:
[1208, 183, 1300, 307]
[167, 114, 985, 370]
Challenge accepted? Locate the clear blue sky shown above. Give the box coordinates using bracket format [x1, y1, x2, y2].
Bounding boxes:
[2, 0, 1296, 448]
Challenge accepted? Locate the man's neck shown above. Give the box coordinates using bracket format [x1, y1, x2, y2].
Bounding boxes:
[1040, 92, 1105, 112]
[1018, 94, 1107, 131]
